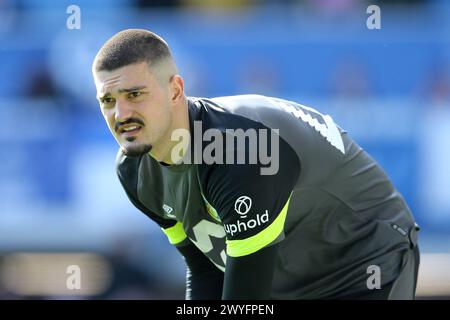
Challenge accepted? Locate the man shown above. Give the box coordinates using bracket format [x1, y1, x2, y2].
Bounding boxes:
[92, 29, 420, 299]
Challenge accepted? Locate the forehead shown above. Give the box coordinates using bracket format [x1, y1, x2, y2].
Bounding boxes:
[94, 62, 153, 94]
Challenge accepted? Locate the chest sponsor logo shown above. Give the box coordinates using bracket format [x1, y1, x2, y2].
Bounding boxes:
[234, 196, 252, 218]
[224, 196, 269, 237]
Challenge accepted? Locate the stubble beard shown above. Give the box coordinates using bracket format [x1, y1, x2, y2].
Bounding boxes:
[121, 137, 153, 158]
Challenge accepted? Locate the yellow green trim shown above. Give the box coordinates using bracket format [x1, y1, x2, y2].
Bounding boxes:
[201, 193, 221, 223]
[161, 221, 187, 245]
[226, 194, 292, 257]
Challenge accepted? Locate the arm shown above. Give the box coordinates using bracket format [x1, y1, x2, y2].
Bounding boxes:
[199, 133, 301, 299]
[122, 194, 224, 299]
[220, 193, 291, 299]
[222, 242, 279, 300]
[123, 191, 224, 299]
[116, 156, 223, 299]
[160, 221, 224, 299]
[176, 242, 224, 300]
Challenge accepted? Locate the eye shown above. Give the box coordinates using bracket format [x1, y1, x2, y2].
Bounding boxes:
[100, 97, 115, 107]
[128, 91, 142, 99]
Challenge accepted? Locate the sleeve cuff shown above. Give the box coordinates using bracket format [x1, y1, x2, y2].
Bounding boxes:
[162, 221, 188, 245]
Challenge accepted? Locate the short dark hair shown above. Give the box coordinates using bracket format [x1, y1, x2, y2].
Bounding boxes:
[93, 29, 172, 72]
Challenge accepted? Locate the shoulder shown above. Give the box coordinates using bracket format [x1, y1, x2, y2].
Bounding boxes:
[202, 94, 303, 128]
[194, 95, 302, 206]
[196, 133, 300, 227]
[195, 95, 313, 156]
[197, 141, 300, 210]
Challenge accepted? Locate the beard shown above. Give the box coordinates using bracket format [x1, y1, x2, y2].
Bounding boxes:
[121, 142, 153, 158]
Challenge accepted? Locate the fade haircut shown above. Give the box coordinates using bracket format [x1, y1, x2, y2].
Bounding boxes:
[93, 29, 174, 76]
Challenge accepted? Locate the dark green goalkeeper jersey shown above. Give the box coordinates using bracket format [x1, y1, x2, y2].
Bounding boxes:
[116, 94, 417, 299]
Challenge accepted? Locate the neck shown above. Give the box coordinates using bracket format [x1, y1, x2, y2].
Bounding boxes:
[150, 97, 190, 165]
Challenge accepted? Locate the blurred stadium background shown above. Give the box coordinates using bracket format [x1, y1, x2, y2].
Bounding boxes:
[0, 0, 449, 299]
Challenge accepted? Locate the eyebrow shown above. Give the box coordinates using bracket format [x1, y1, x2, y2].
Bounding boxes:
[98, 86, 148, 100]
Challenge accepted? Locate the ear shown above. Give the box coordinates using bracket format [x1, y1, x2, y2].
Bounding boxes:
[169, 74, 185, 103]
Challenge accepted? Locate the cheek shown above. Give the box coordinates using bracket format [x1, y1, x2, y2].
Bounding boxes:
[144, 100, 171, 125]
[157, 105, 173, 129]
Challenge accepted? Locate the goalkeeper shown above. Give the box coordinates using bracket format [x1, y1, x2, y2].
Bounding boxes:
[92, 29, 420, 300]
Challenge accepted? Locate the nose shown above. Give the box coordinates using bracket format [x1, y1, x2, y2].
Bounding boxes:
[114, 99, 133, 122]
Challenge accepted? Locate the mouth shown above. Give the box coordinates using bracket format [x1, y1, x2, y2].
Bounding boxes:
[118, 123, 143, 138]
